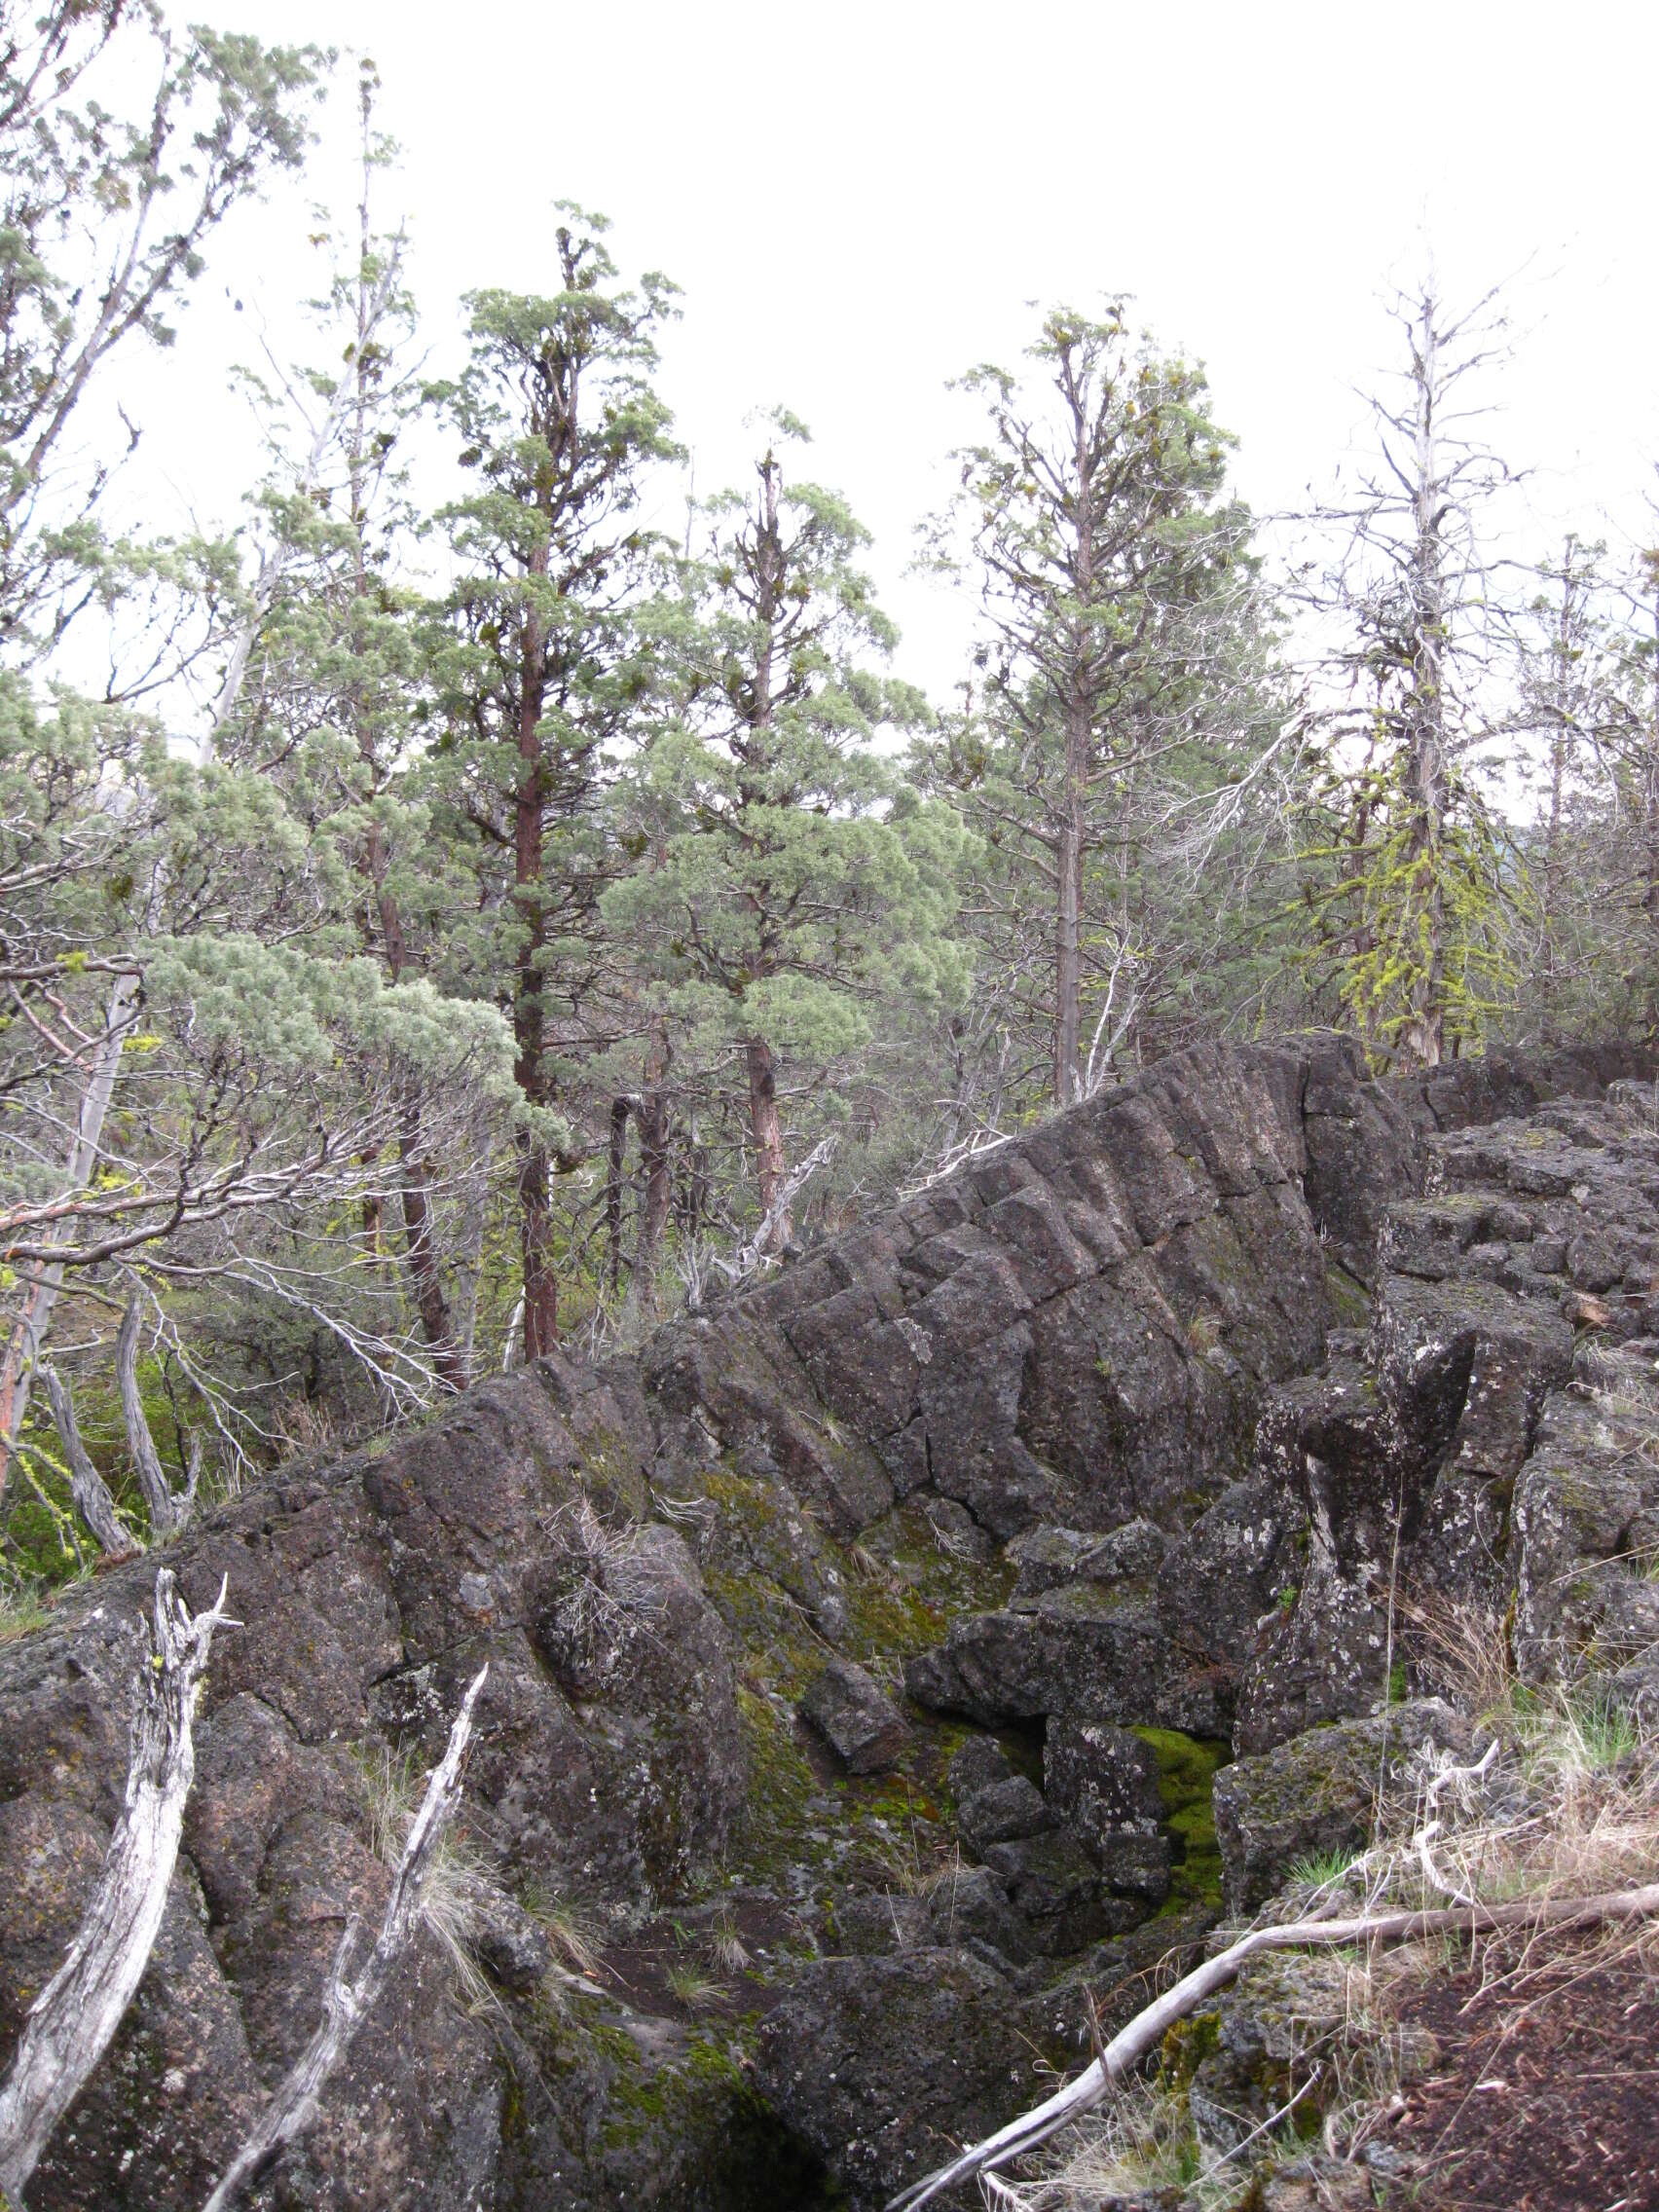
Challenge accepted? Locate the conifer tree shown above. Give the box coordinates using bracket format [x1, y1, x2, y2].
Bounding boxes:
[1296, 282, 1521, 1067]
[426, 215, 677, 1356]
[603, 419, 965, 1253]
[929, 305, 1271, 1109]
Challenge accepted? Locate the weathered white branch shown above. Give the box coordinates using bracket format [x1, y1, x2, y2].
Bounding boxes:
[887, 1878, 1659, 2210]
[200, 1664, 489, 2212]
[41, 1365, 141, 1561]
[0, 1569, 235, 2205]
[115, 1296, 184, 1539]
[715, 1137, 837, 1286]
[1413, 1736, 1499, 1908]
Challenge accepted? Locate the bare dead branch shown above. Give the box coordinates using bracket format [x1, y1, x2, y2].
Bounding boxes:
[0, 1569, 235, 2204]
[40, 1365, 141, 1561]
[115, 1296, 181, 1540]
[199, 1664, 490, 2212]
[887, 1879, 1659, 2210]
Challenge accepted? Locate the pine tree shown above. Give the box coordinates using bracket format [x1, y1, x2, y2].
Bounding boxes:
[928, 304, 1272, 1110]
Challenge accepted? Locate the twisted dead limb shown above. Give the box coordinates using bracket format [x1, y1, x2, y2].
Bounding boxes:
[116, 1297, 196, 1539]
[200, 1664, 489, 2212]
[40, 1366, 140, 1561]
[886, 1879, 1659, 2211]
[0, 1569, 235, 2206]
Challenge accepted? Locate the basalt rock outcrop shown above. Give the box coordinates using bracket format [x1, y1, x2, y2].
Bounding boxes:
[0, 1033, 1651, 2211]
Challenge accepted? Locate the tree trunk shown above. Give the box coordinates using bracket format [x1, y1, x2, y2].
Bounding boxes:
[1051, 406, 1094, 1111]
[396, 1089, 465, 1391]
[628, 1023, 672, 1320]
[746, 1039, 789, 1238]
[0, 963, 140, 1510]
[42, 1367, 139, 1561]
[513, 543, 555, 1360]
[1052, 813, 1084, 1107]
[1401, 291, 1448, 1071]
[517, 1140, 558, 1360]
[605, 1097, 630, 1300]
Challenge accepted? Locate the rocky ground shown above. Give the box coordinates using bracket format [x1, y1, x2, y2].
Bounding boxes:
[1, 1033, 1654, 2212]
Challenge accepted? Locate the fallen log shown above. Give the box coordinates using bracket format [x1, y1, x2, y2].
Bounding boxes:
[887, 1879, 1659, 2210]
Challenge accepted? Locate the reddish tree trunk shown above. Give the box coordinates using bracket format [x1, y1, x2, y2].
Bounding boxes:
[635, 1037, 671, 1316]
[513, 562, 557, 1360]
[746, 1039, 789, 1240]
[605, 1097, 629, 1299]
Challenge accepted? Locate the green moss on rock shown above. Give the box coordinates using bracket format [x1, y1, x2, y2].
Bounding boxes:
[1133, 1727, 1228, 1912]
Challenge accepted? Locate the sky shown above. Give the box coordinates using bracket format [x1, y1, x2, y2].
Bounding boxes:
[99, 0, 1659, 709]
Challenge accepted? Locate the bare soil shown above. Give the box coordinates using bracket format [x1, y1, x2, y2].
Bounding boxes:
[1380, 1934, 1659, 2212]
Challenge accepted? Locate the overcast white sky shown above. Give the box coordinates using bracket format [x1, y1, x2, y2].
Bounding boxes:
[109, 0, 1659, 706]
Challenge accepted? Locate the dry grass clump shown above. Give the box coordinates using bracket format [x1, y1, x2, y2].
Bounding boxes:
[523, 1884, 607, 1981]
[1381, 1598, 1659, 1920]
[709, 1904, 752, 1974]
[355, 1742, 608, 2009]
[979, 1604, 1659, 2210]
[355, 1739, 497, 2008]
[978, 2081, 1210, 2211]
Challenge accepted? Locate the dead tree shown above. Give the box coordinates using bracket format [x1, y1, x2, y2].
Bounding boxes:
[0, 1569, 235, 2206]
[40, 1367, 139, 1561]
[114, 1298, 201, 1539]
[200, 1665, 489, 2212]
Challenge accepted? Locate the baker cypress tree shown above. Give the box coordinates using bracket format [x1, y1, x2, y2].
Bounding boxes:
[424, 212, 678, 1356]
[602, 418, 965, 1249]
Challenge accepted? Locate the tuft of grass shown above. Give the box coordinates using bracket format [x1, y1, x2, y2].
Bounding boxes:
[518, 1886, 605, 1981]
[1287, 1845, 1358, 1893]
[709, 1905, 751, 1975]
[1400, 1592, 1516, 1719]
[352, 1739, 495, 2009]
[0, 1579, 50, 1643]
[666, 1961, 724, 2011]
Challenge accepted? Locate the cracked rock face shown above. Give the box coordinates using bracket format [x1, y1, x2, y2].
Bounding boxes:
[1, 1032, 1653, 2211]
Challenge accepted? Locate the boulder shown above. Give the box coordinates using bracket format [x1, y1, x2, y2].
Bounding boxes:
[1214, 1699, 1476, 1914]
[797, 1658, 908, 1774]
[1044, 1718, 1170, 1903]
[755, 1949, 1033, 2207]
[956, 1773, 1053, 1856]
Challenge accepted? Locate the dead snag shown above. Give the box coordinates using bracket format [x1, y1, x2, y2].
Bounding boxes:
[0, 1569, 235, 2205]
[200, 1664, 490, 2212]
[41, 1366, 140, 1562]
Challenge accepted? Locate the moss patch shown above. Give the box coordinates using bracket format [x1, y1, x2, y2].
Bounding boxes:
[1324, 1262, 1373, 1329]
[1133, 1727, 1228, 1912]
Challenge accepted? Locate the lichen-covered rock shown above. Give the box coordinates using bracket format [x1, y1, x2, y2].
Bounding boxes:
[1214, 1699, 1475, 1914]
[1187, 1951, 1341, 2158]
[956, 1772, 1053, 1855]
[1044, 1719, 1169, 1901]
[906, 1582, 1229, 1736]
[754, 1949, 1034, 2206]
[4, 1036, 1653, 2210]
[797, 1657, 908, 1773]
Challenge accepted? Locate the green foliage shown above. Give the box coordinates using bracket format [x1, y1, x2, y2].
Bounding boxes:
[3, 30, 1656, 1511]
[919, 303, 1293, 1114]
[600, 418, 968, 1226]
